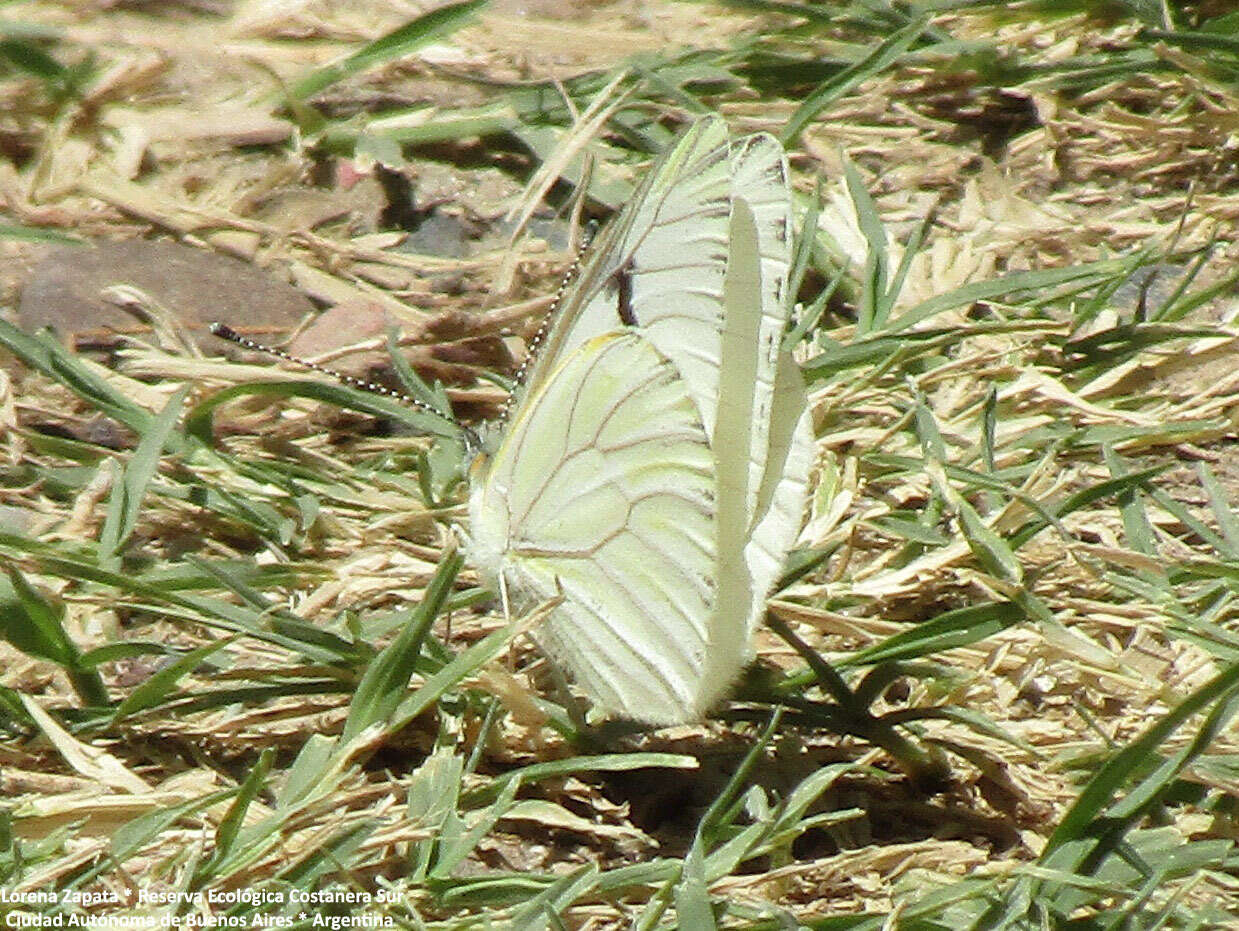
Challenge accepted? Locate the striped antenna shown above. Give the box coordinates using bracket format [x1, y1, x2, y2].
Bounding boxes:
[500, 222, 597, 423]
[208, 323, 476, 448]
[211, 225, 597, 450]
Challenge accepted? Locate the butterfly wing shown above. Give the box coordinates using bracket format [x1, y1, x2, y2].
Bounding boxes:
[525, 118, 803, 446]
[726, 134, 816, 632]
[468, 333, 721, 723]
[701, 150, 815, 688]
[520, 117, 733, 420]
[470, 119, 814, 722]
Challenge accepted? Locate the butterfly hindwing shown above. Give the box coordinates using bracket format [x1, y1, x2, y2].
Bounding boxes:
[469, 333, 719, 722]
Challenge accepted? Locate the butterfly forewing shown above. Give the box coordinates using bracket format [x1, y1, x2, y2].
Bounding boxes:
[745, 354, 815, 609]
[522, 119, 733, 429]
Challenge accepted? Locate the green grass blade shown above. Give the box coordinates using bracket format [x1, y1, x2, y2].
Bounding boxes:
[99, 386, 188, 562]
[785, 180, 823, 323]
[0, 569, 77, 667]
[408, 749, 465, 881]
[76, 640, 181, 668]
[277, 819, 375, 886]
[956, 497, 1023, 584]
[843, 156, 890, 334]
[111, 636, 237, 721]
[1103, 446, 1161, 562]
[698, 710, 781, 848]
[780, 18, 928, 145]
[785, 262, 845, 351]
[287, 0, 488, 100]
[1146, 484, 1233, 559]
[430, 777, 519, 879]
[0, 320, 155, 433]
[844, 601, 1024, 666]
[185, 379, 458, 445]
[1043, 661, 1239, 862]
[889, 259, 1130, 333]
[0, 36, 65, 80]
[339, 550, 461, 744]
[384, 620, 520, 740]
[1198, 462, 1239, 555]
[462, 753, 698, 808]
[61, 790, 237, 893]
[0, 222, 82, 244]
[0, 569, 107, 706]
[509, 865, 600, 931]
[1009, 465, 1169, 549]
[192, 746, 274, 887]
[674, 841, 716, 930]
[278, 734, 338, 808]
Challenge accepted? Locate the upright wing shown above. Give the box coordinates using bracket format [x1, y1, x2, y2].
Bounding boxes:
[522, 120, 809, 532]
[524, 119, 800, 460]
[732, 135, 815, 614]
[698, 133, 814, 687]
[469, 333, 731, 724]
[519, 117, 733, 434]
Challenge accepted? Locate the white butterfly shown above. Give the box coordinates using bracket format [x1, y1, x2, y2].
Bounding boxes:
[467, 117, 815, 724]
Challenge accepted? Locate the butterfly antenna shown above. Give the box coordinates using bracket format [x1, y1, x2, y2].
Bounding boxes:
[208, 323, 478, 448]
[501, 222, 597, 421]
